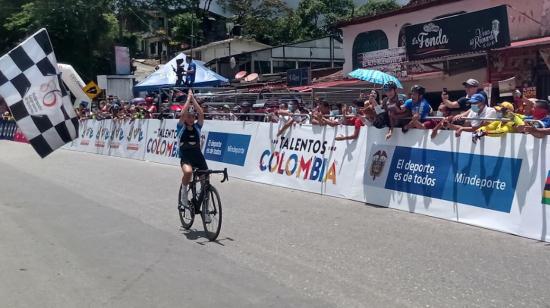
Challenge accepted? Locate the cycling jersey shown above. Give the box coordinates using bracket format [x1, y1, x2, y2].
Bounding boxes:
[177, 122, 208, 170]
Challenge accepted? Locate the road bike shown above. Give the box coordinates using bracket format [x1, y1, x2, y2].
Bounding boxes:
[178, 168, 228, 241]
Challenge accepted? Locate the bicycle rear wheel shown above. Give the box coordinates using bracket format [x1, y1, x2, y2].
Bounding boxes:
[202, 186, 222, 241]
[178, 184, 195, 229]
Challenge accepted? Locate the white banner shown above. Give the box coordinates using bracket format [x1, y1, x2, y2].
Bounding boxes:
[362, 127, 550, 241]
[144, 119, 180, 166]
[109, 119, 148, 160]
[61, 119, 550, 242]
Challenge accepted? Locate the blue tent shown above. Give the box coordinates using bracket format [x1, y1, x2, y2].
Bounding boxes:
[133, 53, 229, 92]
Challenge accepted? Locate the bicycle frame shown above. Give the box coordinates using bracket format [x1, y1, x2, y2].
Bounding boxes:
[189, 174, 210, 212]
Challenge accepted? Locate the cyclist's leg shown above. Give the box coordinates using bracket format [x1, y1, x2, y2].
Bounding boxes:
[180, 155, 194, 209]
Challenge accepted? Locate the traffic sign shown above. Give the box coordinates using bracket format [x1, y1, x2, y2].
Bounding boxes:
[83, 81, 102, 100]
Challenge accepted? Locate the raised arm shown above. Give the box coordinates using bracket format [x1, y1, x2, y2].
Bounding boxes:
[190, 91, 204, 126]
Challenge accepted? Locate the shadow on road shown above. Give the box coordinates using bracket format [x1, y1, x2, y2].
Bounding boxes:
[179, 227, 235, 246]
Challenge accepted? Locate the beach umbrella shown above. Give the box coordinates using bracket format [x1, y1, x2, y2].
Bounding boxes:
[348, 69, 403, 89]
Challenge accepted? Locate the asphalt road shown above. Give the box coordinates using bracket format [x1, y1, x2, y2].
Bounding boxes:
[1, 141, 549, 308]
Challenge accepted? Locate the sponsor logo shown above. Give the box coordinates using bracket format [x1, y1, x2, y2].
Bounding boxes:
[366, 146, 522, 213]
[204, 132, 251, 166]
[370, 150, 387, 181]
[146, 127, 179, 158]
[258, 136, 337, 184]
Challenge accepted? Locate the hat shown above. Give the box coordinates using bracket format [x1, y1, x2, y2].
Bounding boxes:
[241, 102, 252, 107]
[495, 101, 514, 112]
[468, 93, 486, 104]
[462, 79, 480, 87]
[410, 85, 425, 95]
[383, 81, 398, 90]
[223, 104, 230, 109]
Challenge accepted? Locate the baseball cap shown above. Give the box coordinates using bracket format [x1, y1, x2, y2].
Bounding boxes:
[468, 93, 486, 104]
[462, 79, 480, 87]
[495, 101, 514, 112]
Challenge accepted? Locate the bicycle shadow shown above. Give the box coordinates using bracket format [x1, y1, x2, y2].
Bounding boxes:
[179, 227, 234, 246]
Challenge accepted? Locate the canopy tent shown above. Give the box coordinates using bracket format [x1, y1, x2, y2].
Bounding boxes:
[133, 53, 229, 92]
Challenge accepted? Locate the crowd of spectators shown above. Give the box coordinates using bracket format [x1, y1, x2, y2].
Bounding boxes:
[73, 78, 550, 140]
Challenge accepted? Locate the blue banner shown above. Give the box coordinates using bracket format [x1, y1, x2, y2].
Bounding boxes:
[382, 146, 522, 213]
[0, 120, 17, 141]
[204, 132, 251, 166]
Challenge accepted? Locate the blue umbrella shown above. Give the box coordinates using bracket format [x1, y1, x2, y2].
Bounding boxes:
[348, 69, 403, 89]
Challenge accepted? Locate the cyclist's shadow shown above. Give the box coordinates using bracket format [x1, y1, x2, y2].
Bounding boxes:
[179, 227, 234, 246]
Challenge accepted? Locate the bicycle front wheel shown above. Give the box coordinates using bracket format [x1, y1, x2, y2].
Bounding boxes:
[202, 186, 222, 241]
[178, 184, 195, 230]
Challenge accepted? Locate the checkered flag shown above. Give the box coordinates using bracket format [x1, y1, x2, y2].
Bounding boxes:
[0, 28, 79, 158]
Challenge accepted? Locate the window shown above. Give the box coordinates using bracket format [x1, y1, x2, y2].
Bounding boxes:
[352, 30, 388, 69]
[254, 61, 271, 74]
[298, 61, 311, 68]
[149, 42, 156, 55]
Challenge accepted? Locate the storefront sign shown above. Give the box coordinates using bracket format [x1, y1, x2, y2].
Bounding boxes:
[358, 47, 408, 79]
[405, 5, 510, 60]
[287, 68, 311, 87]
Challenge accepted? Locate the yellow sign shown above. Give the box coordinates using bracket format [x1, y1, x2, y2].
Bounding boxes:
[83, 81, 102, 99]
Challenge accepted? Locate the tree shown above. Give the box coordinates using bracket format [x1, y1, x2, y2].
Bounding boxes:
[3, 0, 120, 80]
[295, 0, 354, 40]
[217, 0, 292, 46]
[355, 0, 401, 18]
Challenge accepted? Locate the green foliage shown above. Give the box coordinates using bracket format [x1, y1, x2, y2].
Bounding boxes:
[356, 0, 401, 18]
[171, 12, 203, 47]
[0, 0, 403, 80]
[295, 0, 354, 39]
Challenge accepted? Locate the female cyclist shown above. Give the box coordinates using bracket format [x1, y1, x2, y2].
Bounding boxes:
[177, 89, 208, 212]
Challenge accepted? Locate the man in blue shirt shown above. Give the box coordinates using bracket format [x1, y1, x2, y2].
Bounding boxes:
[185, 55, 196, 88]
[402, 85, 431, 132]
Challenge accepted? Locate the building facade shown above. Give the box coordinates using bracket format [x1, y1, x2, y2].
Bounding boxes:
[339, 0, 550, 99]
[182, 38, 271, 63]
[209, 36, 344, 79]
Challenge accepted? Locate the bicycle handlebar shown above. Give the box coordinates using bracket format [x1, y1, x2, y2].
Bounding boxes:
[194, 168, 229, 183]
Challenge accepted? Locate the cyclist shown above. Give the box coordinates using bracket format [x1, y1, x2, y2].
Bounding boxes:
[177, 89, 208, 215]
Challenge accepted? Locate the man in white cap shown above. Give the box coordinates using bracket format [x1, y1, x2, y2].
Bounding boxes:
[441, 78, 485, 114]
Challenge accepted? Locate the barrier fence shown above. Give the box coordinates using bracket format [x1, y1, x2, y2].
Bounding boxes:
[26, 118, 550, 242]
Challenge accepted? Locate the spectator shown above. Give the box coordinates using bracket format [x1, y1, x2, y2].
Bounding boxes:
[239, 102, 253, 121]
[312, 100, 338, 126]
[441, 79, 481, 114]
[472, 102, 525, 143]
[374, 81, 408, 140]
[401, 85, 432, 132]
[173, 58, 185, 87]
[185, 55, 196, 87]
[363, 90, 383, 123]
[429, 104, 461, 138]
[144, 96, 157, 119]
[336, 100, 364, 141]
[277, 100, 303, 136]
[523, 100, 550, 138]
[512, 89, 533, 114]
[453, 93, 497, 137]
